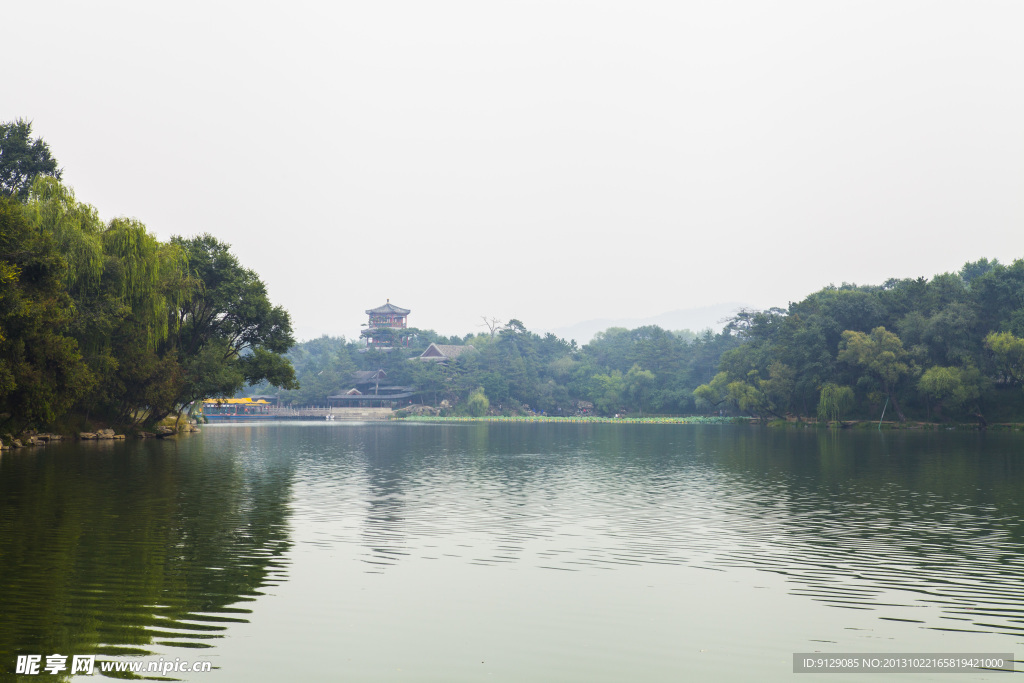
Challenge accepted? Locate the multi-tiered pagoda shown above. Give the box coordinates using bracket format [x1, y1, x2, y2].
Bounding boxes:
[363, 300, 411, 348]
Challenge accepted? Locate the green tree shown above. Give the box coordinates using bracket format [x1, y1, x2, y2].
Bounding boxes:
[624, 364, 656, 416]
[164, 234, 297, 419]
[970, 260, 1024, 336]
[466, 387, 490, 416]
[0, 119, 62, 200]
[960, 257, 999, 285]
[24, 177, 104, 292]
[0, 197, 93, 429]
[25, 180, 195, 426]
[406, 359, 447, 405]
[264, 335, 358, 406]
[816, 383, 855, 423]
[694, 372, 731, 412]
[984, 331, 1024, 385]
[917, 365, 981, 419]
[838, 326, 913, 421]
[726, 377, 768, 418]
[589, 371, 625, 415]
[758, 361, 795, 416]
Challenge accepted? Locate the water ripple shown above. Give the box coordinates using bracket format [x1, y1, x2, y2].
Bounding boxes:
[285, 424, 1024, 639]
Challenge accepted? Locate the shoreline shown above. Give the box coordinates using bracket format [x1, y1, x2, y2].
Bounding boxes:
[398, 416, 742, 425]
[394, 415, 1024, 431]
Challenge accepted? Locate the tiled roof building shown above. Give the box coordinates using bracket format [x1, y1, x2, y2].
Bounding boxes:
[364, 299, 410, 348]
[418, 343, 476, 361]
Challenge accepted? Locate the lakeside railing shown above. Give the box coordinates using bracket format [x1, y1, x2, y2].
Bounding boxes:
[202, 406, 394, 420]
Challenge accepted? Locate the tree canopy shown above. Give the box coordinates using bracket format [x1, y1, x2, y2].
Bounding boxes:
[0, 128, 298, 433]
[0, 119, 62, 200]
[5, 118, 1024, 429]
[694, 264, 1024, 424]
[166, 234, 297, 417]
[0, 196, 92, 427]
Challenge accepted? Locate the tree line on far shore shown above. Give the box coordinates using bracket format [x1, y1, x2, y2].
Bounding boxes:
[245, 322, 739, 417]
[694, 262, 1024, 424]
[6, 119, 1024, 430]
[252, 266, 1024, 425]
[0, 120, 296, 432]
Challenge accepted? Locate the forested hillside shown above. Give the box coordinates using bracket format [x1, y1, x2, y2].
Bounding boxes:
[246, 323, 737, 417]
[256, 260, 1024, 425]
[695, 263, 1024, 424]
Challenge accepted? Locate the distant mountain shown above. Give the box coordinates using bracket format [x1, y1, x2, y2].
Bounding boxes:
[544, 302, 746, 344]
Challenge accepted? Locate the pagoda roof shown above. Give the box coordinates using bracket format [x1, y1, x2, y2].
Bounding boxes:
[366, 300, 410, 315]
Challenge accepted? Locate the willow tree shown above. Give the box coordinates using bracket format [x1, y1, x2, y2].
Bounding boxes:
[817, 383, 854, 424]
[24, 179, 195, 425]
[0, 197, 92, 429]
[24, 181, 116, 418]
[466, 387, 489, 416]
[94, 218, 194, 425]
[102, 217, 192, 349]
[838, 327, 913, 421]
[24, 177, 104, 294]
[25, 178, 115, 362]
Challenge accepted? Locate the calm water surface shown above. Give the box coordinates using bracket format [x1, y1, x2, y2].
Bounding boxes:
[1, 423, 1023, 681]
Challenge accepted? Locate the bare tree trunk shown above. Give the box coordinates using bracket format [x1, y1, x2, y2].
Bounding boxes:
[480, 317, 503, 338]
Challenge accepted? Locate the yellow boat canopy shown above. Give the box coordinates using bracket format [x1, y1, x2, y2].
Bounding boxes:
[203, 397, 261, 405]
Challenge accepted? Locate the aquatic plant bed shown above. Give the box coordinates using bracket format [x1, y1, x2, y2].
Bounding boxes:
[395, 415, 743, 424]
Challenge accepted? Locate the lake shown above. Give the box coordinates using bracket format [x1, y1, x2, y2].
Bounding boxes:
[1, 423, 1021, 681]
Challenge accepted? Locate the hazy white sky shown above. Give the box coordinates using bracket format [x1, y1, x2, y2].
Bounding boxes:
[6, 1, 1023, 342]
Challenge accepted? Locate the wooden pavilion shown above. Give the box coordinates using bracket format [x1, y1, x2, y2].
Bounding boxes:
[363, 299, 411, 348]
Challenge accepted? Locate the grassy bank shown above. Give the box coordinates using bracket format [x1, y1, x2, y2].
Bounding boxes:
[395, 415, 1024, 430]
[395, 415, 743, 425]
[767, 418, 1023, 431]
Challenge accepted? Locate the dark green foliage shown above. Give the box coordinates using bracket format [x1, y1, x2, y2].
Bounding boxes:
[0, 119, 62, 200]
[240, 254, 1024, 423]
[697, 260, 1024, 423]
[0, 198, 93, 430]
[249, 318, 740, 418]
[0, 124, 298, 430]
[158, 234, 297, 418]
[246, 335, 356, 406]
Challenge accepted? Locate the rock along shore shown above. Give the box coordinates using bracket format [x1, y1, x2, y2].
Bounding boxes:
[0, 423, 201, 450]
